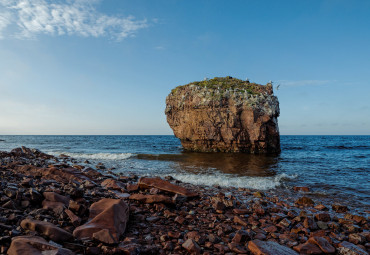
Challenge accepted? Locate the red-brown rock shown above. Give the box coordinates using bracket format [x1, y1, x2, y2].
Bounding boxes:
[7, 236, 74, 255]
[73, 198, 129, 244]
[165, 77, 280, 153]
[248, 240, 299, 255]
[296, 197, 315, 206]
[308, 236, 335, 254]
[43, 192, 70, 205]
[182, 238, 201, 254]
[101, 179, 126, 191]
[129, 193, 173, 204]
[293, 242, 323, 254]
[294, 186, 310, 192]
[20, 218, 73, 243]
[138, 177, 197, 197]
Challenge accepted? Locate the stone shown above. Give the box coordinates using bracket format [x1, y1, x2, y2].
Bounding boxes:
[65, 209, 81, 226]
[332, 204, 348, 213]
[101, 178, 126, 191]
[138, 177, 197, 197]
[232, 230, 249, 243]
[20, 218, 73, 243]
[308, 236, 335, 254]
[43, 192, 70, 205]
[296, 197, 315, 206]
[293, 242, 323, 254]
[7, 235, 75, 255]
[315, 213, 331, 222]
[182, 238, 201, 254]
[234, 216, 248, 226]
[248, 240, 299, 255]
[42, 200, 65, 214]
[73, 198, 129, 244]
[337, 241, 368, 255]
[129, 194, 173, 204]
[293, 186, 310, 192]
[165, 77, 280, 153]
[304, 217, 318, 230]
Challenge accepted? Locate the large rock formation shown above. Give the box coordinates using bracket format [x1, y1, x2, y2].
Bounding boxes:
[165, 76, 280, 153]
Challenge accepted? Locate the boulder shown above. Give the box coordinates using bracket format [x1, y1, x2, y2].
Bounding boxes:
[20, 218, 73, 243]
[73, 198, 129, 244]
[7, 236, 74, 255]
[138, 177, 197, 197]
[248, 240, 299, 255]
[165, 77, 280, 153]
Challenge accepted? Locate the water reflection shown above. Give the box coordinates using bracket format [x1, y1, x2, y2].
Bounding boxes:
[136, 152, 279, 177]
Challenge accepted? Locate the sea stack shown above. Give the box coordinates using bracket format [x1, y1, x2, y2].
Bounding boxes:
[165, 76, 280, 153]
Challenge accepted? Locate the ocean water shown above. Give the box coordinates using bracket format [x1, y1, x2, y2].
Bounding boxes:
[0, 135, 369, 211]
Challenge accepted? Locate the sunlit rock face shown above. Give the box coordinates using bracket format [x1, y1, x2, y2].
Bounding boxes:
[165, 76, 280, 154]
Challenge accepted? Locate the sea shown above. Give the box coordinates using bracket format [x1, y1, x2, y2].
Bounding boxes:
[0, 135, 369, 212]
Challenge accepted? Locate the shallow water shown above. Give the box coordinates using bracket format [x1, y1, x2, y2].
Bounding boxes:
[0, 135, 369, 210]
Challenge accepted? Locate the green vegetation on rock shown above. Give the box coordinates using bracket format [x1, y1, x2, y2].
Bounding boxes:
[171, 76, 272, 95]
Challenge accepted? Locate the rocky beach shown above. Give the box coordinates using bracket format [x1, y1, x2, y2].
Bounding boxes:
[0, 147, 369, 255]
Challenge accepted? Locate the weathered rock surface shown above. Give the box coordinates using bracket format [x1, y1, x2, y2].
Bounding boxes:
[248, 240, 299, 255]
[20, 218, 73, 243]
[73, 198, 129, 244]
[138, 177, 198, 197]
[7, 236, 75, 255]
[165, 77, 280, 153]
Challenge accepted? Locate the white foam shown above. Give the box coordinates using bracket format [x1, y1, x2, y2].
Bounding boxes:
[160, 172, 297, 190]
[50, 152, 134, 160]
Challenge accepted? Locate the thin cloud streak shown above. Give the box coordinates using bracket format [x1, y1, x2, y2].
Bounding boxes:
[0, 0, 148, 40]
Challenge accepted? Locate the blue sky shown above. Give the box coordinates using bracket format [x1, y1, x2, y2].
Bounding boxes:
[0, 0, 369, 135]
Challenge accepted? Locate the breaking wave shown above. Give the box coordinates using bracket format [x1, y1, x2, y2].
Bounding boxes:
[158, 173, 298, 190]
[51, 152, 134, 160]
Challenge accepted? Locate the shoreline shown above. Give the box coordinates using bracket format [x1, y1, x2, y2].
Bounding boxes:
[0, 147, 369, 254]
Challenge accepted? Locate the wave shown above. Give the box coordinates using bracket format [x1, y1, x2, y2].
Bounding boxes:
[50, 152, 134, 160]
[156, 173, 298, 190]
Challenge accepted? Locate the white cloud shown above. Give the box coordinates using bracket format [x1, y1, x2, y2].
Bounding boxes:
[0, 0, 147, 40]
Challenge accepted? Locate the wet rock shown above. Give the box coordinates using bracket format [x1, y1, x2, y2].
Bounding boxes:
[296, 197, 315, 206]
[294, 187, 310, 192]
[315, 213, 331, 222]
[7, 235, 74, 255]
[332, 204, 348, 213]
[338, 241, 368, 255]
[42, 200, 65, 214]
[138, 177, 198, 197]
[73, 198, 129, 244]
[248, 240, 299, 255]
[129, 194, 173, 204]
[20, 218, 73, 243]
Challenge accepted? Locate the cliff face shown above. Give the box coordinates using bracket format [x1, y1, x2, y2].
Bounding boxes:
[165, 77, 280, 153]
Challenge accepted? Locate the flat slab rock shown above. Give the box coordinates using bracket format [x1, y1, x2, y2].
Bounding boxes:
[20, 218, 73, 243]
[138, 177, 198, 197]
[248, 240, 299, 255]
[7, 235, 75, 255]
[73, 198, 129, 244]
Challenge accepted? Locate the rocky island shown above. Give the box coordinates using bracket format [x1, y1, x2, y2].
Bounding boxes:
[165, 76, 280, 153]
